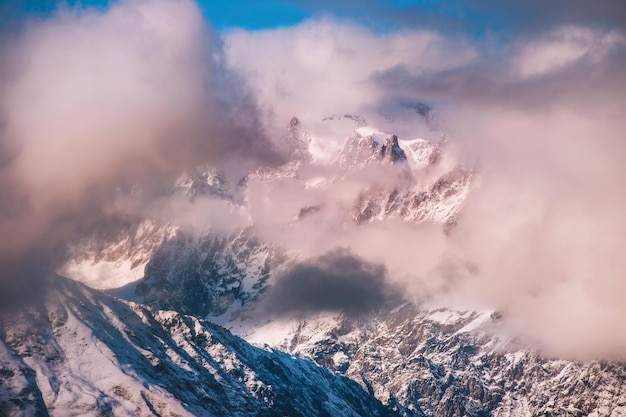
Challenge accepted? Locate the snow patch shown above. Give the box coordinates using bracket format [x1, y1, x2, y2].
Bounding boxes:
[60, 259, 146, 290]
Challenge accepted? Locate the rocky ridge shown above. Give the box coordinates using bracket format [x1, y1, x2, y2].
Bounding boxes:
[233, 304, 626, 417]
[0, 275, 404, 417]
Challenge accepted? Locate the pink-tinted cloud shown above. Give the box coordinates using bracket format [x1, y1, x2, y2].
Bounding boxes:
[0, 0, 278, 289]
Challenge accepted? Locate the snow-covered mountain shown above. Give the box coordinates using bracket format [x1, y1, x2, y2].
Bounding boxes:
[41, 118, 626, 417]
[231, 305, 626, 417]
[0, 275, 404, 417]
[63, 120, 472, 311]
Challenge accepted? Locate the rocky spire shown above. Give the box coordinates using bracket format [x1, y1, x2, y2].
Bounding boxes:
[283, 116, 312, 162]
[380, 135, 407, 163]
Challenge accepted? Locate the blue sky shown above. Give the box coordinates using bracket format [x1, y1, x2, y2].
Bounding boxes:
[4, 0, 625, 34]
[197, 0, 309, 30]
[4, 0, 309, 29]
[0, 0, 512, 41]
[5, 0, 625, 40]
[4, 0, 310, 29]
[0, 0, 511, 33]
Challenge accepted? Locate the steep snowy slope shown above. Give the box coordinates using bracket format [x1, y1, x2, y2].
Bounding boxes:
[232, 304, 626, 417]
[60, 218, 175, 291]
[0, 275, 407, 417]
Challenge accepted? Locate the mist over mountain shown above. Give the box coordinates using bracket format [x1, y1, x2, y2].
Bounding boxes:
[0, 0, 282, 297]
[1, 0, 626, 416]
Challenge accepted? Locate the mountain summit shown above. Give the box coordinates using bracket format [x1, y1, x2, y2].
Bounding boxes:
[380, 135, 407, 163]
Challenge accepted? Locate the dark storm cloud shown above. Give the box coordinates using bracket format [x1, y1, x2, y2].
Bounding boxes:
[261, 249, 401, 317]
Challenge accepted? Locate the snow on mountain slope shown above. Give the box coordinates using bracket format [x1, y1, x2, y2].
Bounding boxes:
[353, 166, 473, 226]
[230, 304, 626, 417]
[0, 275, 406, 417]
[342, 126, 435, 170]
[61, 218, 176, 292]
[175, 164, 235, 201]
[60, 258, 148, 291]
[401, 138, 441, 169]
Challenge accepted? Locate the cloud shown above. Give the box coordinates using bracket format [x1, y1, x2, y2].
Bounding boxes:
[373, 29, 626, 113]
[243, 160, 458, 303]
[441, 105, 626, 359]
[0, 0, 280, 293]
[147, 194, 252, 237]
[224, 19, 477, 148]
[227, 17, 626, 359]
[258, 249, 401, 317]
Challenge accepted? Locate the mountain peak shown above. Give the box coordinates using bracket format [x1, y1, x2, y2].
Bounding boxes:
[380, 134, 407, 163]
[273, 116, 312, 163]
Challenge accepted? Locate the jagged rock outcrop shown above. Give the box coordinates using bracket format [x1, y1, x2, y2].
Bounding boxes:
[175, 164, 234, 200]
[238, 304, 626, 417]
[282, 116, 313, 162]
[136, 228, 282, 317]
[354, 167, 473, 225]
[339, 130, 385, 170]
[381, 135, 408, 163]
[338, 129, 471, 225]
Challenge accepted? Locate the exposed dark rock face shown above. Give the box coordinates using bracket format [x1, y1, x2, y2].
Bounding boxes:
[381, 135, 408, 163]
[136, 228, 281, 317]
